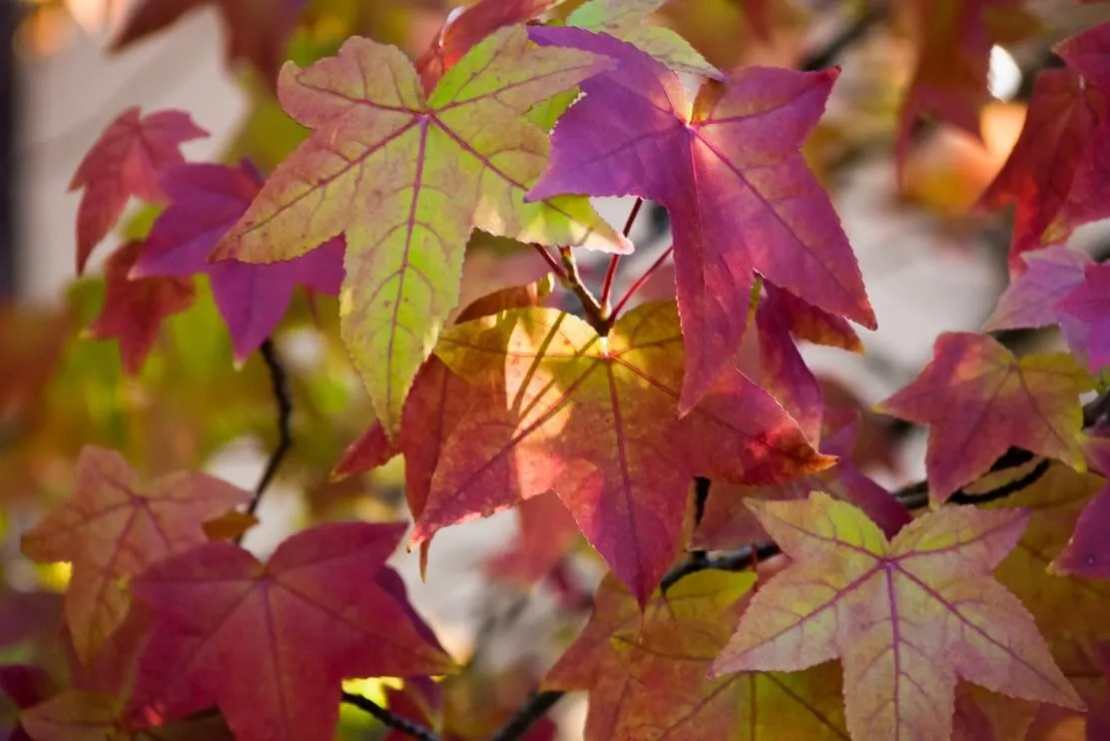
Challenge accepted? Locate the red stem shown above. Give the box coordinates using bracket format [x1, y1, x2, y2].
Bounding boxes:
[532, 243, 567, 281]
[611, 244, 673, 319]
[600, 198, 644, 310]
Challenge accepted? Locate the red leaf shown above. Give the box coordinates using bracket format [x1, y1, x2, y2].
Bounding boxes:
[527, 28, 873, 412]
[693, 415, 911, 548]
[896, 0, 1021, 171]
[976, 66, 1110, 270]
[1057, 263, 1110, 374]
[131, 162, 343, 362]
[1053, 438, 1110, 579]
[125, 522, 454, 741]
[485, 493, 580, 585]
[415, 0, 560, 91]
[69, 107, 206, 274]
[112, 0, 306, 88]
[20, 446, 251, 664]
[414, 301, 833, 603]
[877, 332, 1091, 503]
[86, 242, 196, 375]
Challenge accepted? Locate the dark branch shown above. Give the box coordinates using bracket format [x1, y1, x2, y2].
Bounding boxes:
[800, 3, 887, 72]
[489, 690, 565, 741]
[341, 692, 438, 741]
[244, 338, 293, 521]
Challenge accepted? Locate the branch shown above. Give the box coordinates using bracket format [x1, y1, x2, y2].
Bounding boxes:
[341, 692, 438, 741]
[243, 338, 293, 522]
[558, 246, 609, 335]
[488, 690, 565, 741]
[800, 3, 888, 72]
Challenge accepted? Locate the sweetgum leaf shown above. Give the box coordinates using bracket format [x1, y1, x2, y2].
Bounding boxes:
[1057, 264, 1110, 374]
[86, 242, 196, 375]
[712, 492, 1083, 741]
[1053, 439, 1110, 579]
[566, 0, 721, 77]
[527, 28, 873, 413]
[415, 301, 833, 603]
[69, 107, 207, 274]
[131, 162, 343, 363]
[693, 416, 910, 549]
[976, 67, 1110, 270]
[877, 332, 1091, 503]
[125, 522, 454, 741]
[896, 0, 1025, 171]
[112, 0, 306, 88]
[415, 0, 561, 90]
[546, 571, 849, 740]
[21, 689, 235, 741]
[20, 446, 250, 665]
[212, 26, 629, 437]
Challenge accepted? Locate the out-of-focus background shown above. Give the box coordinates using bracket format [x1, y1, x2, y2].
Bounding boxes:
[6, 1, 1110, 737]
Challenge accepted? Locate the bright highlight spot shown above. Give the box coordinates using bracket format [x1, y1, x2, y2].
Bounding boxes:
[988, 46, 1022, 101]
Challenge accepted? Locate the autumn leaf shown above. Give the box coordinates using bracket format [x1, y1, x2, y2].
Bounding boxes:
[712, 492, 1083, 741]
[546, 570, 850, 740]
[1057, 264, 1110, 374]
[983, 246, 1093, 365]
[111, 0, 306, 87]
[527, 27, 873, 412]
[975, 66, 1110, 270]
[414, 301, 833, 602]
[877, 332, 1091, 503]
[124, 522, 454, 741]
[20, 446, 251, 664]
[485, 492, 580, 585]
[693, 414, 910, 549]
[21, 689, 235, 741]
[131, 161, 344, 363]
[895, 0, 1025, 171]
[1052, 438, 1110, 580]
[566, 0, 721, 77]
[415, 0, 561, 90]
[211, 26, 629, 437]
[69, 107, 207, 275]
[85, 241, 197, 375]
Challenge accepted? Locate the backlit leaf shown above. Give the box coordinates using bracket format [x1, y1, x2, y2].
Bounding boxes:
[877, 332, 1091, 503]
[69, 108, 207, 275]
[125, 522, 454, 741]
[713, 492, 1083, 741]
[20, 446, 250, 664]
[415, 301, 833, 602]
[212, 26, 628, 436]
[528, 28, 873, 412]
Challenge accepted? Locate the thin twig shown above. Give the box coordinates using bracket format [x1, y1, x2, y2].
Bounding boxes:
[558, 246, 608, 335]
[342, 692, 438, 741]
[800, 3, 887, 72]
[532, 243, 567, 282]
[242, 339, 293, 526]
[489, 690, 565, 741]
[601, 198, 645, 312]
[612, 244, 674, 319]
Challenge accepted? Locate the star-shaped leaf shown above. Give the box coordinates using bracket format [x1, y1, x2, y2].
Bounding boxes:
[547, 570, 850, 740]
[131, 162, 343, 362]
[124, 522, 454, 741]
[712, 492, 1083, 741]
[69, 107, 207, 274]
[86, 241, 197, 375]
[877, 332, 1091, 503]
[693, 415, 911, 549]
[212, 26, 628, 436]
[20, 446, 250, 664]
[111, 0, 306, 88]
[415, 301, 833, 602]
[527, 27, 873, 412]
[975, 66, 1110, 269]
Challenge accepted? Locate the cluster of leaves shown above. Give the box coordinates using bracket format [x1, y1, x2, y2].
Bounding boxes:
[9, 0, 1110, 740]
